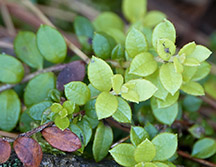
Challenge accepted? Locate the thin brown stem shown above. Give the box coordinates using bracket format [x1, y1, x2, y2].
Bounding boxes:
[111, 135, 130, 148]
[0, 130, 19, 138]
[0, 41, 13, 49]
[21, 0, 90, 64]
[178, 150, 216, 167]
[0, 62, 76, 92]
[200, 95, 216, 109]
[106, 118, 130, 133]
[0, 0, 16, 36]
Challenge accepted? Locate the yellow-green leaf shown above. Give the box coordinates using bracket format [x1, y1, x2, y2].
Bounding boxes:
[129, 52, 157, 77]
[122, 0, 147, 23]
[178, 41, 196, 56]
[159, 63, 182, 95]
[111, 74, 124, 94]
[134, 139, 156, 162]
[121, 79, 157, 103]
[173, 57, 183, 73]
[143, 11, 166, 28]
[181, 81, 205, 96]
[95, 92, 118, 120]
[125, 28, 148, 58]
[187, 45, 212, 62]
[65, 81, 90, 105]
[152, 19, 176, 48]
[112, 97, 132, 123]
[88, 56, 113, 91]
[156, 91, 179, 108]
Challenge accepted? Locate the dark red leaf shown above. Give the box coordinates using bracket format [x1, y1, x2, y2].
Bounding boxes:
[57, 60, 86, 91]
[0, 139, 11, 163]
[13, 137, 42, 167]
[42, 126, 81, 152]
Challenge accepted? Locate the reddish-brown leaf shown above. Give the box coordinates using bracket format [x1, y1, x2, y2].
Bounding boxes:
[57, 60, 86, 91]
[13, 137, 42, 167]
[42, 126, 81, 152]
[0, 139, 11, 163]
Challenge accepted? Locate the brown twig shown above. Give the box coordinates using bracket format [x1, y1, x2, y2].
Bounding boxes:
[0, 41, 13, 49]
[0, 130, 19, 138]
[106, 118, 130, 133]
[0, 0, 16, 36]
[0, 62, 79, 92]
[178, 150, 216, 167]
[111, 135, 130, 148]
[21, 0, 90, 64]
[200, 95, 216, 109]
[2, 121, 54, 143]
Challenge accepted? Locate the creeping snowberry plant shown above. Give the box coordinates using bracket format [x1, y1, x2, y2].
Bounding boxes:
[0, 0, 214, 166]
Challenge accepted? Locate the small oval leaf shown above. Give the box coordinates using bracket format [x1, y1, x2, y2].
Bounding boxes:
[57, 61, 86, 91]
[42, 126, 81, 152]
[13, 137, 42, 167]
[36, 25, 67, 63]
[0, 54, 24, 84]
[0, 139, 11, 163]
[88, 56, 113, 91]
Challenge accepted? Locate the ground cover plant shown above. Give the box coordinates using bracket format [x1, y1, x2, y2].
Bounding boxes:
[0, 0, 216, 166]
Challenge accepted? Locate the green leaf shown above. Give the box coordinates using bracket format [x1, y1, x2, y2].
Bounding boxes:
[63, 101, 76, 114]
[136, 162, 157, 167]
[159, 63, 182, 95]
[69, 123, 85, 150]
[183, 57, 200, 67]
[192, 138, 216, 159]
[106, 28, 126, 45]
[111, 44, 125, 61]
[14, 31, 43, 69]
[77, 118, 92, 146]
[134, 139, 156, 162]
[50, 103, 62, 113]
[192, 62, 211, 81]
[143, 11, 166, 28]
[109, 143, 137, 166]
[24, 72, 56, 107]
[144, 121, 158, 139]
[157, 38, 176, 61]
[36, 25, 67, 63]
[122, 0, 147, 23]
[74, 16, 94, 38]
[153, 162, 169, 167]
[151, 98, 178, 125]
[173, 57, 183, 73]
[65, 81, 90, 105]
[0, 54, 24, 84]
[152, 19, 176, 49]
[146, 70, 168, 100]
[188, 124, 204, 139]
[95, 92, 118, 120]
[88, 56, 113, 91]
[93, 122, 113, 162]
[28, 101, 52, 120]
[59, 108, 68, 118]
[183, 95, 202, 112]
[92, 32, 116, 59]
[178, 41, 196, 57]
[156, 91, 179, 108]
[129, 52, 157, 77]
[54, 115, 70, 130]
[130, 126, 149, 146]
[112, 97, 132, 123]
[204, 75, 216, 99]
[88, 84, 101, 98]
[187, 45, 212, 62]
[111, 74, 124, 94]
[121, 79, 157, 103]
[181, 81, 205, 96]
[74, 16, 94, 51]
[19, 109, 34, 132]
[93, 12, 124, 31]
[152, 132, 178, 161]
[182, 66, 198, 82]
[125, 28, 148, 58]
[0, 90, 21, 131]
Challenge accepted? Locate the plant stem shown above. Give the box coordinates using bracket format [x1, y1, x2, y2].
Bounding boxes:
[0, 41, 13, 49]
[21, 0, 90, 64]
[111, 135, 130, 148]
[200, 95, 216, 109]
[0, 62, 76, 93]
[177, 150, 216, 167]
